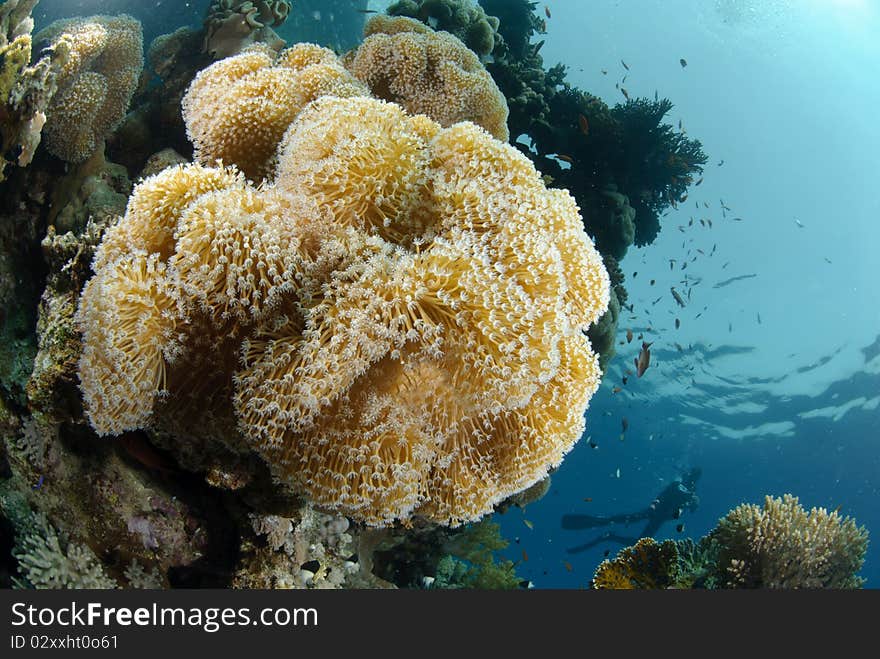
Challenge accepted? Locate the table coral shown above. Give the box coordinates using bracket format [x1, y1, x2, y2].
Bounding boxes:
[345, 16, 509, 141]
[35, 14, 143, 164]
[78, 88, 609, 528]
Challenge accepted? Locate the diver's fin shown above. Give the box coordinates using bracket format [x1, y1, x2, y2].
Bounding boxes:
[561, 514, 610, 530]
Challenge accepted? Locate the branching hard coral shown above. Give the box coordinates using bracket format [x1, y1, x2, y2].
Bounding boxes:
[712, 494, 869, 589]
[387, 0, 501, 57]
[203, 0, 291, 59]
[80, 89, 608, 529]
[345, 16, 509, 141]
[35, 15, 143, 163]
[181, 43, 368, 181]
[591, 537, 680, 589]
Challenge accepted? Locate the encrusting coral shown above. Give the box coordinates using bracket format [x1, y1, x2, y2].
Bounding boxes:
[344, 15, 509, 141]
[181, 43, 368, 182]
[34, 14, 143, 163]
[78, 86, 609, 528]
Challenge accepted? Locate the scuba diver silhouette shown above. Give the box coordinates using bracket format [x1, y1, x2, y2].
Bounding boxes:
[561, 468, 702, 554]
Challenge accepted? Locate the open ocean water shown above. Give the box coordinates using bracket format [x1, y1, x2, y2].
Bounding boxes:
[17, 0, 879, 588]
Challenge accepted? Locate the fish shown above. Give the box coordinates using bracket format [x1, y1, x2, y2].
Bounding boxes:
[612, 386, 622, 394]
[621, 87, 630, 100]
[355, 9, 379, 14]
[621, 418, 629, 432]
[669, 259, 676, 270]
[118, 432, 175, 474]
[556, 153, 574, 163]
[674, 342, 684, 352]
[622, 74, 628, 84]
[731, 217, 745, 222]
[545, 5, 551, 18]
[757, 312, 762, 324]
[671, 287, 687, 307]
[718, 160, 725, 166]
[680, 58, 687, 68]
[652, 296, 662, 305]
[635, 341, 653, 377]
[621, 59, 629, 70]
[522, 550, 529, 562]
[680, 194, 688, 203]
[626, 328, 633, 343]
[589, 440, 599, 449]
[604, 550, 611, 557]
[601, 68, 608, 75]
[578, 114, 590, 136]
[695, 177, 703, 186]
[615, 468, 621, 478]
[728, 322, 733, 333]
[523, 519, 534, 530]
[675, 318, 680, 329]
[32, 474, 44, 490]
[712, 273, 757, 289]
[699, 219, 706, 227]
[583, 497, 593, 502]
[673, 508, 682, 519]
[795, 218, 805, 228]
[650, 279, 656, 285]
[688, 218, 694, 226]
[622, 376, 628, 385]
[676, 523, 685, 533]
[721, 261, 730, 269]
[632, 271, 638, 278]
[707, 219, 713, 228]
[564, 561, 573, 572]
[678, 118, 682, 130]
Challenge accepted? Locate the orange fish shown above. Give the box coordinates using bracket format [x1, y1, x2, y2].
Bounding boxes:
[578, 113, 589, 136]
[612, 386, 622, 394]
[635, 341, 653, 377]
[522, 550, 529, 562]
[583, 497, 593, 502]
[564, 561, 573, 572]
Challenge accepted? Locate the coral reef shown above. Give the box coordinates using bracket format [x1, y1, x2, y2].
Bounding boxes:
[592, 537, 681, 589]
[182, 43, 367, 181]
[345, 16, 509, 141]
[590, 495, 869, 589]
[712, 494, 869, 589]
[78, 85, 609, 529]
[0, 0, 51, 181]
[34, 15, 143, 164]
[388, 0, 501, 58]
[203, 0, 290, 60]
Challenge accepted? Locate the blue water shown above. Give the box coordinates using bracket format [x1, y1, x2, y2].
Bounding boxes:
[30, 0, 880, 587]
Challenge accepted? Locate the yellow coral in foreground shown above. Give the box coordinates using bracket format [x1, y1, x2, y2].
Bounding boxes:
[80, 89, 607, 527]
[345, 16, 509, 141]
[36, 14, 143, 163]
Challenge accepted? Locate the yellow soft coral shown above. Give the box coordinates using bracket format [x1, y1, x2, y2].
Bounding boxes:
[181, 43, 368, 181]
[80, 85, 608, 528]
[36, 14, 143, 163]
[345, 15, 509, 141]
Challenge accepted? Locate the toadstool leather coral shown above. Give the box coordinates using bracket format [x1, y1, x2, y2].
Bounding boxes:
[35, 14, 143, 163]
[79, 78, 608, 528]
[345, 16, 509, 141]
